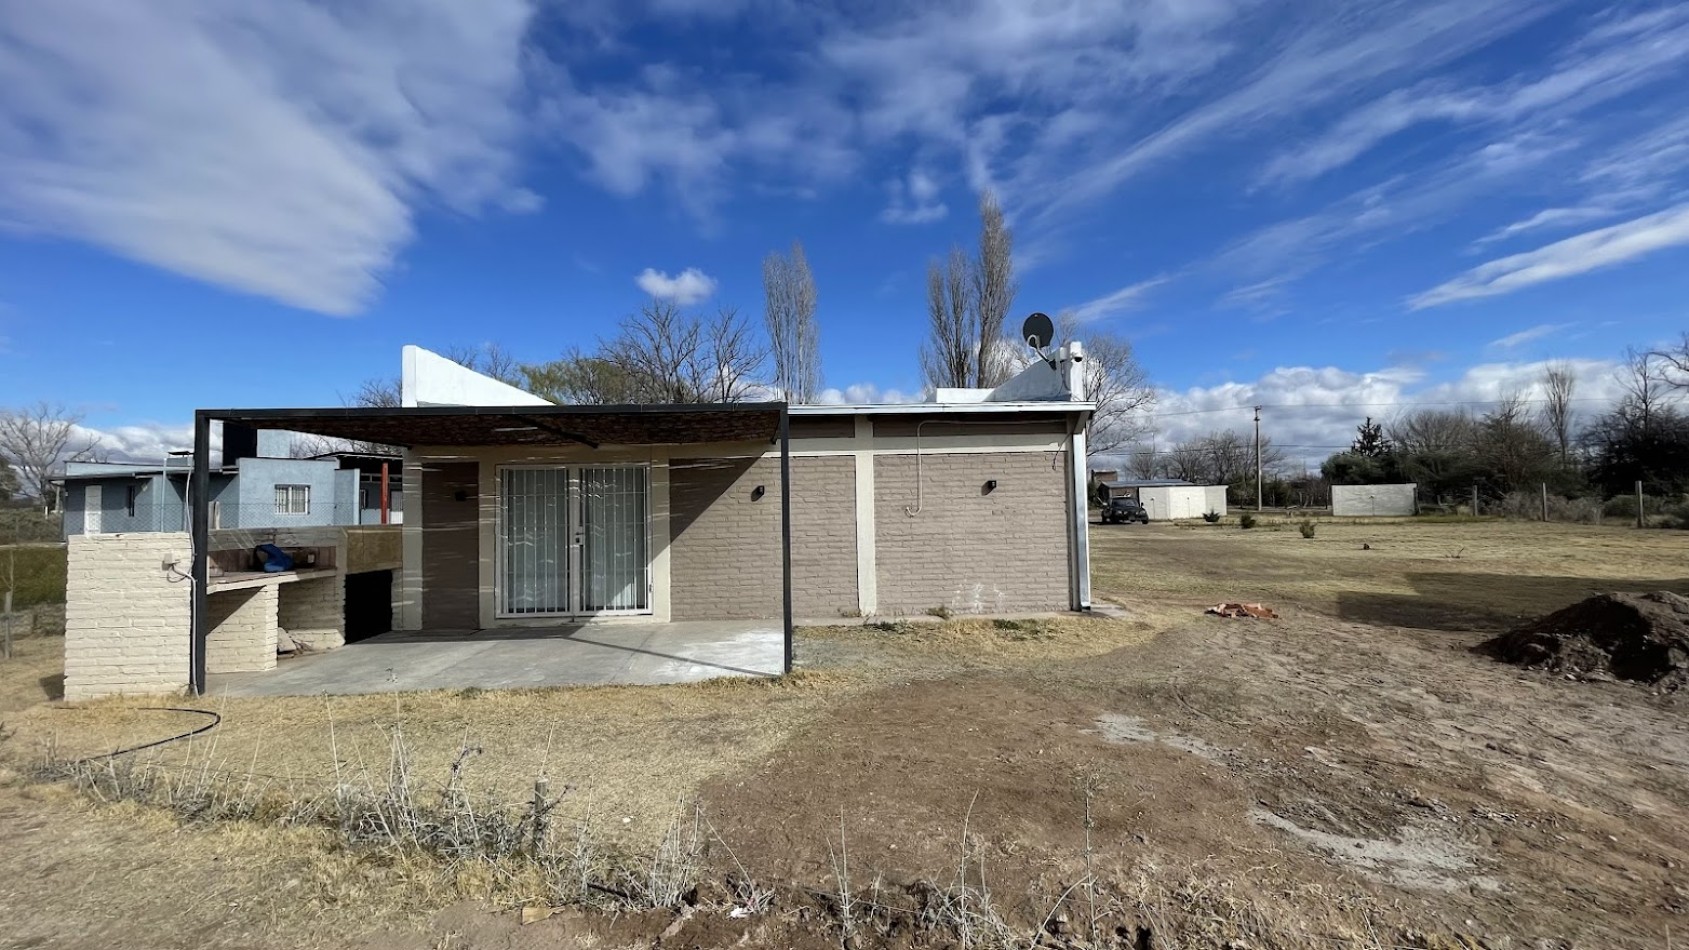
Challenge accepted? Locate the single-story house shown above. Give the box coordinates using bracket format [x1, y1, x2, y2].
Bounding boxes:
[53, 343, 1097, 699]
[57, 429, 401, 538]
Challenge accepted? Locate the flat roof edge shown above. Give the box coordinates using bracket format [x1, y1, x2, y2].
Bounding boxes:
[791, 402, 1096, 415]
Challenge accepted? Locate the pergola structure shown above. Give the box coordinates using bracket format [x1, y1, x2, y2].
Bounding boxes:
[188, 402, 793, 694]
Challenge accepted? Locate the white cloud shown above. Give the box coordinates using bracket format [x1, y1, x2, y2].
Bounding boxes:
[880, 169, 948, 225]
[0, 0, 538, 316]
[1067, 278, 1169, 323]
[69, 422, 197, 465]
[814, 384, 921, 406]
[1137, 357, 1628, 467]
[1488, 323, 1569, 349]
[635, 267, 718, 305]
[1411, 202, 1689, 309]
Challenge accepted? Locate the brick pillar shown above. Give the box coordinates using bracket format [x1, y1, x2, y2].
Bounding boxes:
[63, 533, 192, 701]
[279, 576, 345, 651]
[205, 585, 279, 674]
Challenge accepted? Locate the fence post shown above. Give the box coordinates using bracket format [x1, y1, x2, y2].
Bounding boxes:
[1636, 480, 1645, 529]
[1471, 485, 1480, 517]
[3, 590, 12, 661]
[1541, 483, 1548, 522]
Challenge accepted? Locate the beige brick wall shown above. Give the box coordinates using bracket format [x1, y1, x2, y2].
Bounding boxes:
[63, 532, 192, 701]
[669, 456, 779, 620]
[790, 456, 858, 618]
[668, 455, 858, 620]
[279, 576, 344, 651]
[205, 585, 278, 673]
[874, 451, 1070, 615]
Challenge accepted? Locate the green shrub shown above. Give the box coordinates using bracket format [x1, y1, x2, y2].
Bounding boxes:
[1202, 510, 1221, 524]
[1239, 513, 1257, 530]
[1298, 519, 1316, 539]
[0, 545, 67, 609]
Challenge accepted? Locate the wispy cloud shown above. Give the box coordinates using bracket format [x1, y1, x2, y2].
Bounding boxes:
[879, 169, 948, 225]
[635, 267, 717, 305]
[1411, 202, 1689, 309]
[1259, 4, 1689, 186]
[1472, 207, 1615, 247]
[0, 0, 538, 315]
[1488, 323, 1569, 349]
[1067, 277, 1169, 323]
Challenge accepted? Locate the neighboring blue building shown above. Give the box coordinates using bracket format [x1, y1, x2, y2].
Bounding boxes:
[57, 428, 402, 537]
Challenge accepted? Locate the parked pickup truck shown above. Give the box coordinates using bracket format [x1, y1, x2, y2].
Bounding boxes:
[1100, 497, 1151, 524]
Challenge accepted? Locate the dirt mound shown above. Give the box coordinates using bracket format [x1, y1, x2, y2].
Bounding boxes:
[1481, 591, 1689, 690]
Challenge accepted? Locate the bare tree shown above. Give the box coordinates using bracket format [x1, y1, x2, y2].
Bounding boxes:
[1479, 391, 1556, 493]
[601, 299, 710, 403]
[972, 189, 1017, 387]
[0, 402, 102, 502]
[1162, 439, 1209, 482]
[920, 247, 975, 389]
[1649, 332, 1689, 390]
[1619, 347, 1665, 433]
[919, 190, 1022, 391]
[762, 241, 821, 402]
[443, 342, 523, 386]
[702, 306, 768, 403]
[1124, 442, 1161, 479]
[1540, 361, 1577, 467]
[525, 300, 768, 406]
[1056, 312, 1155, 456]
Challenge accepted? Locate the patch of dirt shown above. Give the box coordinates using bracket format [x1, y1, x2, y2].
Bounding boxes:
[1481, 590, 1689, 689]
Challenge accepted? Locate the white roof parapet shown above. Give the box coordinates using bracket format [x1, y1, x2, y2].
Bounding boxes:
[401, 345, 553, 408]
[791, 401, 1094, 415]
[984, 340, 1085, 403]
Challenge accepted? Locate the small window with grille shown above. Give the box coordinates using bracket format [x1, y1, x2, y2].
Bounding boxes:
[274, 484, 311, 515]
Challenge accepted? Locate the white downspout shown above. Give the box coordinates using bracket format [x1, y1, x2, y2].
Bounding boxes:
[1064, 343, 1092, 611]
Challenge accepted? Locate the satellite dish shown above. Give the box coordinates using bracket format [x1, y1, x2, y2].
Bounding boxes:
[1022, 312, 1055, 350]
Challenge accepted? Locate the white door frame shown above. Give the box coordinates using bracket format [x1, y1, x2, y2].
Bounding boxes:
[494, 463, 652, 619]
[84, 484, 103, 535]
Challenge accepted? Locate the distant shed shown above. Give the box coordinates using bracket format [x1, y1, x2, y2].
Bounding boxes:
[1332, 483, 1418, 517]
[1102, 479, 1227, 520]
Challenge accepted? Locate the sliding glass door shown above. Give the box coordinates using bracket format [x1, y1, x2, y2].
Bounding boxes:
[497, 465, 650, 617]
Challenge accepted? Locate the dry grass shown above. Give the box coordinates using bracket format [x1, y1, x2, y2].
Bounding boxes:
[6, 519, 1682, 947]
[801, 614, 1164, 668]
[0, 634, 61, 715]
[4, 670, 867, 852]
[1093, 519, 1689, 624]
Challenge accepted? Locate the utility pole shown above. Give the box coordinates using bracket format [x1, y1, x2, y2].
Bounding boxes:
[1254, 405, 1264, 511]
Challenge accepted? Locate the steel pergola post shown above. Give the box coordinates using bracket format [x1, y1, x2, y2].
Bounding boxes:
[189, 410, 211, 695]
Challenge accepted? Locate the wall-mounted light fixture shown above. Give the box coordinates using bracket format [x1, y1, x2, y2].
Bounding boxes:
[982, 479, 998, 495]
[752, 485, 766, 501]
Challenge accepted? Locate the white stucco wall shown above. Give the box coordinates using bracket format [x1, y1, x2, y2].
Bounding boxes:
[1204, 485, 1228, 517]
[1140, 485, 1221, 520]
[1332, 483, 1418, 517]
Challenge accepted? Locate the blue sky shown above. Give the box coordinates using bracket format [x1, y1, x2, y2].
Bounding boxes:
[1, 0, 1687, 461]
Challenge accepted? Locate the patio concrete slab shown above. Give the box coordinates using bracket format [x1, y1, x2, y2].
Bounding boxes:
[205, 621, 784, 697]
